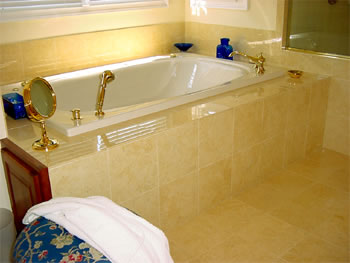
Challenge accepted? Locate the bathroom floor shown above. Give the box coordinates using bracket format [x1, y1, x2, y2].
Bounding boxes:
[165, 149, 349, 263]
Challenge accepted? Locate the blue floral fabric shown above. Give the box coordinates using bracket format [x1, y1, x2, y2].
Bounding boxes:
[13, 216, 111, 263]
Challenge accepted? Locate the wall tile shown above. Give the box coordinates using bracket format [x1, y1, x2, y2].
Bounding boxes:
[199, 158, 231, 212]
[198, 110, 233, 168]
[160, 172, 198, 231]
[232, 143, 262, 195]
[286, 83, 311, 130]
[284, 126, 307, 165]
[0, 43, 24, 85]
[157, 121, 198, 185]
[260, 134, 286, 178]
[327, 78, 350, 117]
[121, 188, 160, 227]
[306, 78, 330, 154]
[262, 91, 288, 140]
[109, 136, 158, 203]
[233, 100, 264, 153]
[21, 38, 57, 79]
[49, 151, 111, 198]
[323, 113, 350, 156]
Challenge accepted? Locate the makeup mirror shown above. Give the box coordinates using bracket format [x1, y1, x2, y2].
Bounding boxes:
[23, 77, 59, 151]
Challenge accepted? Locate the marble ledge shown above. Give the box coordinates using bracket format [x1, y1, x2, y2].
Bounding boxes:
[4, 73, 328, 168]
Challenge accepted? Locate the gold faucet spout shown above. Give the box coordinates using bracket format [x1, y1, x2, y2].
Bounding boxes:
[228, 51, 265, 75]
[96, 70, 115, 117]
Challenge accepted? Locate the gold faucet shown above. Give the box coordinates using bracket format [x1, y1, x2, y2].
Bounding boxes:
[229, 51, 266, 75]
[95, 70, 115, 117]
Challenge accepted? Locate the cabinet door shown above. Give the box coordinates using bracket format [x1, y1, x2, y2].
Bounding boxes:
[1, 143, 51, 233]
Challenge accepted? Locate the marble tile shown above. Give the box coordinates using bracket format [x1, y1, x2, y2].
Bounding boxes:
[240, 213, 305, 258]
[282, 235, 349, 263]
[0, 43, 24, 85]
[157, 121, 198, 185]
[49, 150, 111, 198]
[284, 126, 307, 165]
[260, 134, 286, 178]
[109, 136, 158, 203]
[263, 169, 313, 199]
[285, 157, 337, 183]
[160, 172, 197, 231]
[269, 200, 329, 232]
[293, 183, 349, 216]
[306, 78, 329, 154]
[285, 82, 311, 130]
[236, 183, 292, 212]
[198, 158, 232, 212]
[331, 58, 350, 80]
[21, 38, 57, 79]
[232, 143, 262, 195]
[323, 113, 350, 156]
[262, 91, 288, 140]
[189, 235, 281, 263]
[310, 212, 349, 248]
[121, 188, 160, 227]
[320, 167, 349, 192]
[198, 110, 233, 168]
[327, 78, 350, 117]
[233, 100, 264, 153]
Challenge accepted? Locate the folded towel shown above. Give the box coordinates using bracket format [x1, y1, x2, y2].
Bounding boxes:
[23, 196, 174, 263]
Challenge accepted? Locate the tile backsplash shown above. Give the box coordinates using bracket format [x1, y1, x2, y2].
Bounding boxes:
[0, 22, 185, 86]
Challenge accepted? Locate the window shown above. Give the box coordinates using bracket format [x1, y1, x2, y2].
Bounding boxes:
[0, 0, 168, 22]
[206, 0, 248, 10]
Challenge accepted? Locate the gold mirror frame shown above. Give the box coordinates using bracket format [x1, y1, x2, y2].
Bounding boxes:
[282, 0, 350, 60]
[23, 77, 59, 151]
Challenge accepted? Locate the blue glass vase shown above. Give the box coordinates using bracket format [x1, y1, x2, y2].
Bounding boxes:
[216, 38, 233, 60]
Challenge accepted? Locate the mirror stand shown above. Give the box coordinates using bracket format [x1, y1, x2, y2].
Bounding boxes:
[32, 120, 59, 151]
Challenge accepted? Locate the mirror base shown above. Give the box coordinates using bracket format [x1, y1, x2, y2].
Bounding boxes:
[32, 138, 59, 151]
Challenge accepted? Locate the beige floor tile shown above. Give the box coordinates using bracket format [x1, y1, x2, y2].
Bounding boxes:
[320, 167, 350, 192]
[240, 213, 305, 257]
[310, 212, 349, 248]
[286, 158, 336, 183]
[263, 170, 314, 198]
[236, 183, 293, 212]
[189, 235, 281, 263]
[269, 200, 329, 232]
[282, 235, 349, 262]
[307, 149, 350, 170]
[165, 148, 349, 263]
[292, 183, 349, 216]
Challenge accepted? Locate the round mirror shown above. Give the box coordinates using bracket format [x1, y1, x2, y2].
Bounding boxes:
[23, 77, 56, 121]
[23, 77, 58, 151]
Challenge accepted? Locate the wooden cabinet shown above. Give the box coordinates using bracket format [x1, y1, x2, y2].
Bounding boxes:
[1, 138, 52, 233]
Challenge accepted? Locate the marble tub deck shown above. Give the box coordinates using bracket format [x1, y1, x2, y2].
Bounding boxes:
[165, 149, 349, 263]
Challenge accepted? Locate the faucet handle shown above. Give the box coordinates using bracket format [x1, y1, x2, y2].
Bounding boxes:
[256, 53, 265, 63]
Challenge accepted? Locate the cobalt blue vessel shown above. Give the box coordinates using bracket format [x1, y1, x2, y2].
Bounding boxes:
[216, 38, 233, 60]
[2, 93, 27, 119]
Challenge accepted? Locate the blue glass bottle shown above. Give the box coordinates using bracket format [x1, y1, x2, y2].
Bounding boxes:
[216, 38, 233, 60]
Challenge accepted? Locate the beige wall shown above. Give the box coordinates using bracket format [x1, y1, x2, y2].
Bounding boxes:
[184, 0, 349, 156]
[0, 0, 185, 44]
[185, 0, 277, 30]
[0, 91, 10, 209]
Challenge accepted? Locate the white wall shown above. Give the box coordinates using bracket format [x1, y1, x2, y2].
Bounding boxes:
[185, 0, 277, 30]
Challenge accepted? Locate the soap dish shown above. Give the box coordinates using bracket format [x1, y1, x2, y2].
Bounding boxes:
[288, 70, 303, 79]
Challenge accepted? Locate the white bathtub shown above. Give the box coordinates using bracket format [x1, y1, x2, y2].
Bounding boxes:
[2, 54, 284, 136]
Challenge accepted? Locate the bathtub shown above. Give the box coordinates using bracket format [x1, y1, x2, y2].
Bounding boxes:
[2, 54, 284, 136]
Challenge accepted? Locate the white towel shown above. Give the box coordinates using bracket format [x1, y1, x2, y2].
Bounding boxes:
[23, 196, 174, 263]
